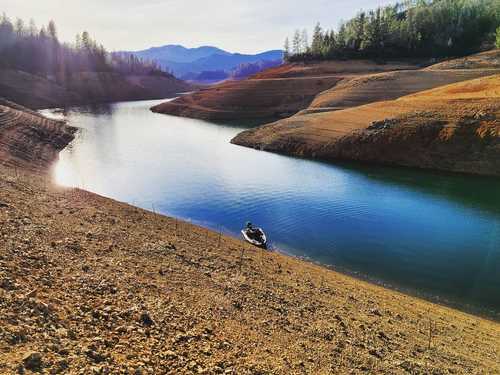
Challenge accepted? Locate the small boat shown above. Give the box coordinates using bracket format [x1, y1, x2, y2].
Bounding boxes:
[241, 223, 267, 249]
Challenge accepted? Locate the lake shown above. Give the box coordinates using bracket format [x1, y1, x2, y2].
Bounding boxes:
[44, 99, 500, 317]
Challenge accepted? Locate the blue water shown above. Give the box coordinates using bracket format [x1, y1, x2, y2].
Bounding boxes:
[45, 99, 500, 317]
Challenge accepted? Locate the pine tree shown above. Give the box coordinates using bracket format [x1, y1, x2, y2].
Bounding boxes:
[311, 23, 324, 55]
[336, 24, 347, 50]
[75, 34, 82, 50]
[39, 26, 47, 39]
[0, 12, 168, 79]
[283, 0, 500, 61]
[28, 19, 37, 36]
[284, 37, 290, 60]
[47, 20, 57, 41]
[81, 31, 91, 50]
[301, 29, 309, 53]
[292, 29, 301, 55]
[15, 18, 24, 37]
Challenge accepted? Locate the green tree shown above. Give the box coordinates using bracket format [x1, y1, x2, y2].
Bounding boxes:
[284, 37, 290, 60]
[292, 29, 301, 55]
[15, 18, 24, 37]
[311, 23, 324, 55]
[47, 20, 57, 41]
[0, 12, 167, 79]
[300, 29, 309, 54]
[28, 19, 37, 36]
[285, 0, 500, 61]
[496, 27, 500, 48]
[75, 34, 82, 50]
[81, 31, 91, 50]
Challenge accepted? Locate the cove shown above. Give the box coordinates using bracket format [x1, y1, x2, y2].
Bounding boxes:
[45, 99, 500, 317]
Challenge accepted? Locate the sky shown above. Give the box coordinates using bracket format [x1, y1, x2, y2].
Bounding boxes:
[1, 0, 395, 53]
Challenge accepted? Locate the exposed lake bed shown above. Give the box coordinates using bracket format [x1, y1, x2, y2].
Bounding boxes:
[45, 99, 500, 317]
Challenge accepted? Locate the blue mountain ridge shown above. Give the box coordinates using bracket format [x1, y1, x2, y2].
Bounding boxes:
[120, 45, 283, 80]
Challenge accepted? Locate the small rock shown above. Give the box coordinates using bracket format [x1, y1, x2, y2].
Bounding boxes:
[22, 352, 43, 371]
[368, 348, 383, 359]
[0, 277, 17, 290]
[86, 349, 106, 363]
[164, 350, 177, 359]
[53, 359, 69, 373]
[55, 328, 68, 338]
[67, 329, 77, 340]
[24, 289, 37, 298]
[139, 312, 154, 326]
[378, 331, 390, 341]
[370, 308, 382, 317]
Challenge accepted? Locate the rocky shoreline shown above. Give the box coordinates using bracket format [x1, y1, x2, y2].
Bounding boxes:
[0, 100, 499, 373]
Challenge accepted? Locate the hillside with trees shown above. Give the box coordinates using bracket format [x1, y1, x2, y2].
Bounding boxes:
[0, 13, 191, 108]
[285, 0, 500, 62]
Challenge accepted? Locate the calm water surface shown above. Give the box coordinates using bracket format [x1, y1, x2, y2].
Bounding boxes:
[44, 100, 500, 317]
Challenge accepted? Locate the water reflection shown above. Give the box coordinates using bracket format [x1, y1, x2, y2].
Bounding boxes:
[327, 160, 500, 217]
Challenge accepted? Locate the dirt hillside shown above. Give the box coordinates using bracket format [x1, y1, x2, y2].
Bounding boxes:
[0, 70, 192, 110]
[251, 60, 420, 79]
[152, 76, 342, 121]
[425, 49, 500, 70]
[232, 74, 500, 176]
[151, 60, 421, 122]
[0, 99, 75, 170]
[307, 69, 498, 113]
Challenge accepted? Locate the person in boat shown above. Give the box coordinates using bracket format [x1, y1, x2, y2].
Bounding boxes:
[245, 222, 261, 241]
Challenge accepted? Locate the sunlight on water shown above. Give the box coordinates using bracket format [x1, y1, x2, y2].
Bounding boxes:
[50, 99, 500, 315]
[54, 151, 80, 188]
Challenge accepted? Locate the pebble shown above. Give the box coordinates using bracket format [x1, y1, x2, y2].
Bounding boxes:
[139, 312, 154, 326]
[22, 352, 43, 371]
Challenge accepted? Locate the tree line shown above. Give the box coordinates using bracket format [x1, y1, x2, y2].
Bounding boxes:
[284, 0, 500, 62]
[0, 13, 169, 83]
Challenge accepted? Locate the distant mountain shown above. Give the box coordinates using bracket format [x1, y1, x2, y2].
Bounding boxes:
[122, 45, 283, 82]
[132, 45, 231, 64]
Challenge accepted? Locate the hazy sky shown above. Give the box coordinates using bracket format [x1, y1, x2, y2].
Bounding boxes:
[2, 0, 395, 53]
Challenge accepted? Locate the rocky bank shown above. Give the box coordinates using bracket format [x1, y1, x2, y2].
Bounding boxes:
[231, 57, 500, 177]
[0, 99, 76, 170]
